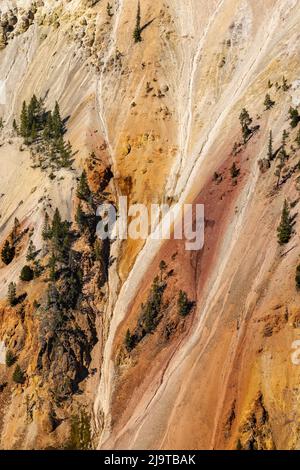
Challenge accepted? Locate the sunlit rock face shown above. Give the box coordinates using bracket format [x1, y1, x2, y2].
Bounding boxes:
[0, 0, 299, 450]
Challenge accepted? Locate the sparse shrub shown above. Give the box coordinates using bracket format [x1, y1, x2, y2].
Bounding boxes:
[178, 290, 194, 317]
[5, 350, 15, 367]
[230, 162, 240, 179]
[12, 364, 25, 384]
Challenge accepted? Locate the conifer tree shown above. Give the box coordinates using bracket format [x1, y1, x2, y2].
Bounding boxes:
[13, 119, 18, 134]
[42, 212, 51, 241]
[277, 199, 293, 245]
[133, 1, 142, 43]
[267, 130, 274, 160]
[289, 107, 300, 128]
[76, 203, 85, 230]
[125, 329, 134, 352]
[7, 282, 16, 306]
[264, 94, 275, 110]
[20, 101, 29, 138]
[52, 102, 64, 139]
[239, 108, 253, 143]
[1, 240, 15, 265]
[77, 170, 91, 201]
[26, 239, 36, 261]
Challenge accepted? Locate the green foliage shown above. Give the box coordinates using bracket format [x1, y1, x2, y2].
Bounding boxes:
[296, 264, 300, 290]
[26, 240, 37, 261]
[76, 170, 91, 201]
[65, 411, 92, 450]
[178, 290, 193, 317]
[42, 213, 51, 241]
[239, 108, 253, 143]
[1, 240, 15, 265]
[264, 94, 275, 110]
[133, 1, 142, 43]
[49, 208, 72, 260]
[0, 117, 3, 129]
[12, 364, 25, 384]
[289, 107, 300, 129]
[125, 328, 135, 352]
[12, 119, 18, 133]
[7, 282, 16, 306]
[277, 199, 293, 245]
[20, 265, 34, 282]
[267, 130, 274, 160]
[5, 350, 16, 367]
[18, 97, 72, 171]
[75, 203, 86, 230]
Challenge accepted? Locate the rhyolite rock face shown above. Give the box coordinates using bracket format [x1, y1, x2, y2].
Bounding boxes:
[0, 0, 299, 451]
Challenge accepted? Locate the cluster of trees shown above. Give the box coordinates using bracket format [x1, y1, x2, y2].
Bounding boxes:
[17, 96, 73, 170]
[125, 275, 167, 352]
[1, 240, 15, 265]
[239, 108, 254, 143]
[289, 107, 300, 129]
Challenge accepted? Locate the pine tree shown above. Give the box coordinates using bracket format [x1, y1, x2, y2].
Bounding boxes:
[77, 170, 91, 201]
[289, 107, 300, 128]
[0, 117, 3, 129]
[43, 111, 53, 141]
[48, 253, 57, 281]
[42, 212, 51, 241]
[239, 108, 253, 143]
[264, 94, 275, 110]
[13, 119, 18, 134]
[133, 1, 142, 43]
[277, 199, 293, 245]
[26, 239, 36, 261]
[20, 265, 34, 282]
[178, 290, 192, 317]
[267, 130, 274, 161]
[52, 102, 64, 139]
[1, 240, 15, 265]
[75, 203, 85, 230]
[20, 101, 29, 138]
[7, 282, 16, 306]
[125, 329, 134, 352]
[59, 139, 72, 168]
